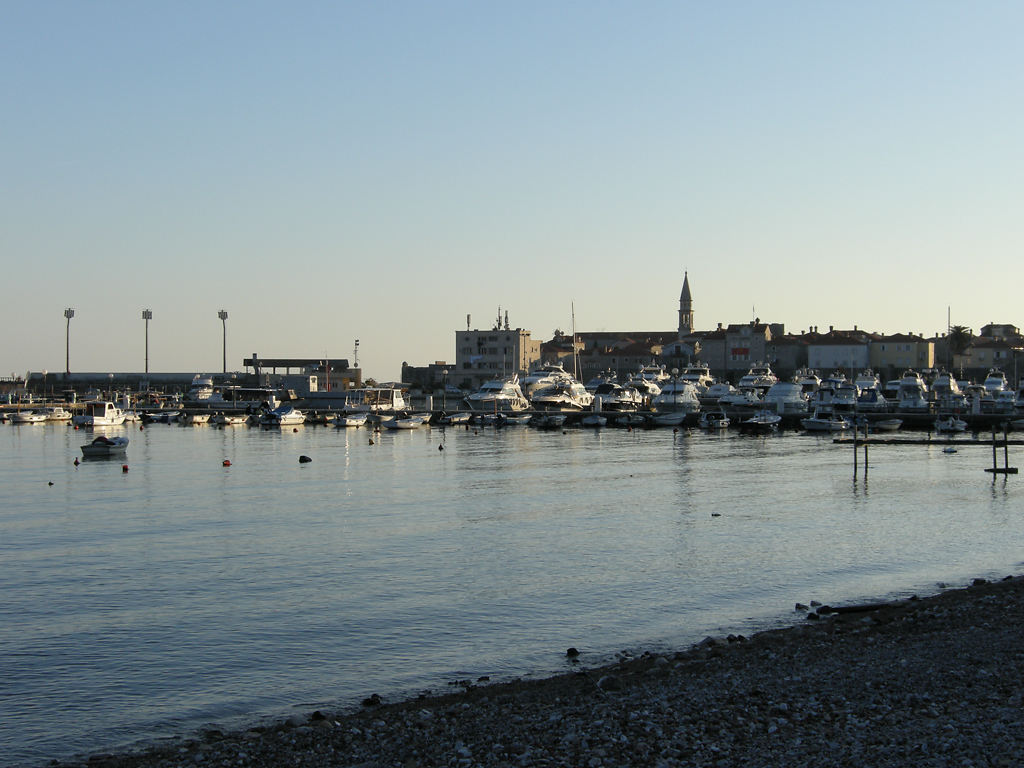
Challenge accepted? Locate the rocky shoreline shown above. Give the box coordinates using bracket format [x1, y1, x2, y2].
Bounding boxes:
[52, 575, 1024, 768]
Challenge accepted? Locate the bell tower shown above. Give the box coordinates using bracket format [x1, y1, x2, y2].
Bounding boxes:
[678, 272, 693, 337]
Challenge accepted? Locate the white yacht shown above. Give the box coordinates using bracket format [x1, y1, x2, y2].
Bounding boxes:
[530, 380, 594, 411]
[795, 369, 822, 396]
[464, 375, 531, 412]
[521, 362, 574, 395]
[856, 386, 889, 412]
[896, 370, 930, 412]
[584, 369, 618, 393]
[592, 382, 643, 411]
[719, 387, 764, 407]
[930, 370, 963, 399]
[677, 363, 715, 393]
[651, 379, 701, 414]
[702, 382, 736, 404]
[832, 381, 860, 412]
[184, 375, 216, 404]
[984, 368, 1009, 396]
[762, 380, 809, 415]
[737, 362, 778, 392]
[853, 369, 881, 392]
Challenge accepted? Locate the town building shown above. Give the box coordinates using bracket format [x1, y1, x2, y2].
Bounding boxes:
[868, 333, 935, 376]
[452, 309, 541, 390]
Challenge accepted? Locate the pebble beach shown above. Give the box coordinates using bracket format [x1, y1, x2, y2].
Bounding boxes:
[48, 574, 1024, 768]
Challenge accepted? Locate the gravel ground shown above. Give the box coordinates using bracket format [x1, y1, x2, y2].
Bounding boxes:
[52, 575, 1024, 768]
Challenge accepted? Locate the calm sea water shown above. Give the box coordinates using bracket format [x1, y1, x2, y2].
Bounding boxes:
[0, 419, 1019, 766]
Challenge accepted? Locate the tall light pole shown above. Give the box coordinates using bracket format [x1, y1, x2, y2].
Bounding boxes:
[218, 310, 228, 374]
[142, 309, 152, 373]
[64, 308, 75, 375]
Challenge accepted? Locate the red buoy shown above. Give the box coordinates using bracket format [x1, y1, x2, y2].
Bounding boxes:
[73, 458, 79, 466]
[122, 465, 129, 473]
[223, 459, 232, 467]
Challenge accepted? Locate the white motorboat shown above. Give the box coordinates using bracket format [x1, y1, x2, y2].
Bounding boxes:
[856, 386, 889, 412]
[801, 409, 850, 432]
[437, 412, 472, 425]
[534, 413, 567, 428]
[492, 413, 532, 426]
[719, 388, 763, 407]
[854, 369, 881, 392]
[9, 410, 48, 424]
[80, 435, 129, 457]
[930, 370, 962, 399]
[934, 415, 968, 433]
[144, 410, 180, 424]
[698, 410, 730, 430]
[464, 375, 531, 412]
[74, 401, 127, 427]
[615, 413, 647, 427]
[584, 369, 618, 393]
[382, 413, 421, 429]
[260, 405, 306, 426]
[737, 362, 778, 392]
[678, 363, 715, 393]
[740, 409, 781, 432]
[651, 411, 687, 426]
[896, 370, 930, 413]
[762, 380, 809, 415]
[184, 375, 216, 404]
[334, 412, 369, 428]
[592, 382, 643, 411]
[983, 368, 1009, 397]
[795, 369, 822, 396]
[872, 418, 903, 432]
[521, 361, 574, 395]
[343, 387, 408, 414]
[530, 380, 594, 411]
[43, 407, 73, 422]
[651, 379, 701, 414]
[832, 382, 860, 412]
[702, 382, 736, 404]
[179, 412, 211, 425]
[212, 412, 249, 426]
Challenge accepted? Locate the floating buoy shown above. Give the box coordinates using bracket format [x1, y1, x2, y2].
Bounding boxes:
[368, 438, 374, 445]
[48, 481, 54, 486]
[73, 458, 79, 466]
[140, 425, 144, 431]
[299, 455, 312, 463]
[293, 428, 298, 433]
[74, 424, 79, 430]
[223, 459, 232, 467]
[121, 465, 129, 473]
[438, 444, 444, 451]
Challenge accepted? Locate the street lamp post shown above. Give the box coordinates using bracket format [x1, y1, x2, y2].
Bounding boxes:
[218, 310, 228, 374]
[142, 309, 152, 373]
[64, 308, 75, 375]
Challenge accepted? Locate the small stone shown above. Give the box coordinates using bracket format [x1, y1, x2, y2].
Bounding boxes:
[597, 675, 622, 691]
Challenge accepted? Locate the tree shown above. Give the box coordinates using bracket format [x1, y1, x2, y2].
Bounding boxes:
[948, 325, 973, 356]
[947, 325, 973, 374]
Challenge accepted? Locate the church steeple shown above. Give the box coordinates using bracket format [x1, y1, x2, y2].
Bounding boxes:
[678, 272, 693, 336]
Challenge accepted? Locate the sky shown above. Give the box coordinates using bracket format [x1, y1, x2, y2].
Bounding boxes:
[3, 1, 1022, 381]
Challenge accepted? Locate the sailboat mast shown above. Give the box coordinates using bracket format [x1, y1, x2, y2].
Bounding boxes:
[571, 302, 578, 380]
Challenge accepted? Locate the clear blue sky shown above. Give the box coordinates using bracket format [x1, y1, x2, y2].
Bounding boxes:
[3, 1, 1021, 381]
